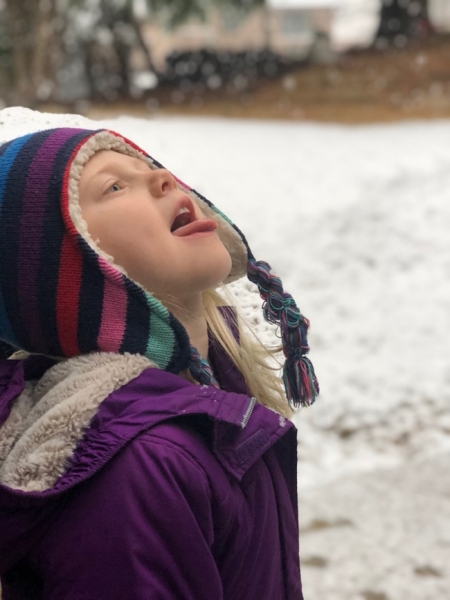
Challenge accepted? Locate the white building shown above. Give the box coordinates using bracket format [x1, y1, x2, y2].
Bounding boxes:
[138, 1, 341, 72]
[136, 0, 450, 74]
[430, 0, 450, 30]
[266, 0, 341, 60]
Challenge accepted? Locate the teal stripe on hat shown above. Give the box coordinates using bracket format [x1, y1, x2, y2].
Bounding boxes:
[0, 134, 33, 347]
[144, 292, 174, 370]
[210, 203, 233, 226]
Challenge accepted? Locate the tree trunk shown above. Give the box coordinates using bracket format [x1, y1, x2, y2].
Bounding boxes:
[99, 0, 132, 97]
[31, 1, 57, 101]
[5, 0, 34, 105]
[131, 15, 157, 75]
[114, 38, 132, 97]
[4, 0, 57, 106]
[376, 0, 433, 42]
[82, 40, 98, 100]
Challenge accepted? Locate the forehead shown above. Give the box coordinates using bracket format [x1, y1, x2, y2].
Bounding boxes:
[83, 149, 152, 173]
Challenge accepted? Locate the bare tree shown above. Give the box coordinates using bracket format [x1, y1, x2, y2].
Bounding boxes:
[1, 0, 268, 105]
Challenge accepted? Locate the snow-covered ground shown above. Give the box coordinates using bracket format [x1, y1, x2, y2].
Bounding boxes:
[1, 107, 449, 599]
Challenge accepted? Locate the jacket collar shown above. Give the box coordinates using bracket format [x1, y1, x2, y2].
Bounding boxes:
[54, 367, 293, 492]
[0, 350, 293, 501]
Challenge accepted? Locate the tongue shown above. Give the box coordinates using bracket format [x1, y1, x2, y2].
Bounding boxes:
[172, 218, 218, 237]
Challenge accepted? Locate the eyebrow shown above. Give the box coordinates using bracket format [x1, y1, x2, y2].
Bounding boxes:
[82, 158, 151, 191]
[96, 158, 151, 177]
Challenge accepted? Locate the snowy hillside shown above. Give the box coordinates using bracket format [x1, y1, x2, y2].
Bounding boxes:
[1, 107, 449, 599]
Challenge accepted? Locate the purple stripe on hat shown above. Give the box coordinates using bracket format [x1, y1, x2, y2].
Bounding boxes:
[18, 129, 86, 351]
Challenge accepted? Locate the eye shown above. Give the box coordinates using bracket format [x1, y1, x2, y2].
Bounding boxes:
[105, 181, 123, 194]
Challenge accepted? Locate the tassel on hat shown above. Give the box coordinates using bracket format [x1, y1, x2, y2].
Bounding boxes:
[247, 259, 319, 408]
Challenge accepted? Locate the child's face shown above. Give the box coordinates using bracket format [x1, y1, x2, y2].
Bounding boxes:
[78, 150, 232, 300]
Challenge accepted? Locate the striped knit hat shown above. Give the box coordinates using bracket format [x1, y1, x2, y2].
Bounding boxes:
[0, 127, 318, 407]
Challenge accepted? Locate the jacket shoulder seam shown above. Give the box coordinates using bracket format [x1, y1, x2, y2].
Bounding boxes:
[133, 428, 215, 498]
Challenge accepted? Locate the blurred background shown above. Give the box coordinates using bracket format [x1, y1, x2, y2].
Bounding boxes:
[1, 2, 450, 600]
[1, 0, 450, 122]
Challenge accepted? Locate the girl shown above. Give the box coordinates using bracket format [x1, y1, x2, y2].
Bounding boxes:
[0, 127, 318, 600]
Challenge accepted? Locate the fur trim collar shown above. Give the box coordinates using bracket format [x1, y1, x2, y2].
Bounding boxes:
[0, 353, 154, 493]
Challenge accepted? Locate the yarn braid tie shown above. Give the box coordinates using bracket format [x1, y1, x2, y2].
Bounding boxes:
[248, 259, 319, 408]
[188, 345, 219, 388]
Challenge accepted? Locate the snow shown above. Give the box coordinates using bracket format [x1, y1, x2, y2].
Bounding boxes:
[1, 107, 450, 598]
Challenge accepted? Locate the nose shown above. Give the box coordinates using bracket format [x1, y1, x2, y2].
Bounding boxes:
[148, 168, 177, 198]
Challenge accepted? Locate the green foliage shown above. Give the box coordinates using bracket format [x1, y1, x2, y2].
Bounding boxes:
[213, 0, 265, 9]
[144, 0, 266, 28]
[62, 0, 266, 31]
[143, 0, 205, 28]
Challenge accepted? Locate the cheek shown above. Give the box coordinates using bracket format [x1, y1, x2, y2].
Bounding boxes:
[220, 245, 233, 280]
[196, 236, 233, 283]
[85, 205, 163, 253]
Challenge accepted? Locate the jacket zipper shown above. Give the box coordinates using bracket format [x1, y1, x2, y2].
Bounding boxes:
[241, 396, 256, 429]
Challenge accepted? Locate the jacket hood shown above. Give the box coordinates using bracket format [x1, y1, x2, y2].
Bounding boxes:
[0, 351, 294, 574]
[0, 127, 318, 406]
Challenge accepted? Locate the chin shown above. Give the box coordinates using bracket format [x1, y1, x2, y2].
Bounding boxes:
[211, 246, 233, 284]
[191, 247, 233, 293]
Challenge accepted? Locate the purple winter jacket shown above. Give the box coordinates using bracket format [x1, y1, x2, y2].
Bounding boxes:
[0, 346, 303, 600]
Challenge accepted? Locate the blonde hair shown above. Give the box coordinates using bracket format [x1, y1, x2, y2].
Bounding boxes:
[203, 287, 294, 419]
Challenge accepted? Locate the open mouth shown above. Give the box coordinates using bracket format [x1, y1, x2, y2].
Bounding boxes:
[171, 206, 193, 233]
[170, 198, 218, 237]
